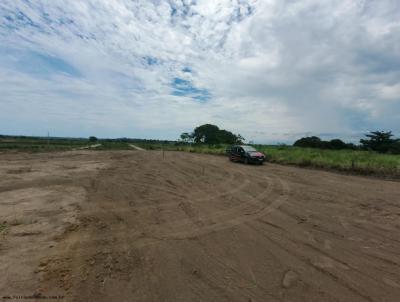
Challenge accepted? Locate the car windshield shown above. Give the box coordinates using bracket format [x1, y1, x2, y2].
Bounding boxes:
[241, 146, 257, 152]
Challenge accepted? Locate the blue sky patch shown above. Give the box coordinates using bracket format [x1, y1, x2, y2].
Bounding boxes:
[171, 7, 177, 17]
[144, 56, 160, 66]
[0, 48, 81, 77]
[171, 77, 211, 102]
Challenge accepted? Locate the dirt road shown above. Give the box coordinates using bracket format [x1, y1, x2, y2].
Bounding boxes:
[128, 144, 145, 151]
[0, 151, 399, 302]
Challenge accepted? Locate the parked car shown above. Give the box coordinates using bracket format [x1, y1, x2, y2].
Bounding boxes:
[226, 145, 265, 165]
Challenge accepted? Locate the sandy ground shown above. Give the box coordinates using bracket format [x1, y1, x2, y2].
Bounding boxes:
[0, 150, 399, 302]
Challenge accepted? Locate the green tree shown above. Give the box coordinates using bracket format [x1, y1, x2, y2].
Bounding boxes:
[293, 136, 323, 148]
[188, 124, 244, 144]
[180, 132, 194, 143]
[89, 136, 98, 142]
[236, 134, 245, 144]
[327, 139, 347, 150]
[389, 140, 400, 154]
[360, 131, 395, 153]
[216, 129, 238, 144]
[193, 124, 220, 144]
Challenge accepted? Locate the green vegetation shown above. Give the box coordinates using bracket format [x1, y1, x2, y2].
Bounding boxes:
[294, 131, 400, 154]
[0, 135, 136, 152]
[294, 136, 356, 150]
[0, 135, 88, 152]
[259, 145, 400, 176]
[0, 223, 7, 233]
[180, 124, 243, 144]
[89, 136, 98, 142]
[360, 131, 400, 154]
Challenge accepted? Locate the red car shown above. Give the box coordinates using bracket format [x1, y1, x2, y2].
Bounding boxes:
[226, 145, 265, 165]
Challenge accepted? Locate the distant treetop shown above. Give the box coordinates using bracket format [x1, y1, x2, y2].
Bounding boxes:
[180, 124, 244, 145]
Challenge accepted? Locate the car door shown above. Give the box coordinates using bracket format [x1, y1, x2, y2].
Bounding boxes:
[237, 147, 245, 161]
[227, 146, 234, 160]
[231, 146, 240, 161]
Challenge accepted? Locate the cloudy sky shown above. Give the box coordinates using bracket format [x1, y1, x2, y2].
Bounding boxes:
[0, 0, 399, 143]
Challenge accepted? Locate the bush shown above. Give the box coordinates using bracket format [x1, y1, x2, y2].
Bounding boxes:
[294, 136, 323, 148]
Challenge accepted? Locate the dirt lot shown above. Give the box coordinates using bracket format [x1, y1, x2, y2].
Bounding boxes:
[0, 150, 399, 302]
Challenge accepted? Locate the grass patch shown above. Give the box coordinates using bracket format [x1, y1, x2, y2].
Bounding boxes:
[0, 137, 89, 152]
[0, 223, 8, 233]
[0, 137, 133, 152]
[258, 146, 400, 176]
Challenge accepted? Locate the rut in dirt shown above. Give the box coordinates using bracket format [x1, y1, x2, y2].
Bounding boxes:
[1, 151, 399, 302]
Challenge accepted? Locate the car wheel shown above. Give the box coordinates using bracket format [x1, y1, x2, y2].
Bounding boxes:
[244, 158, 249, 165]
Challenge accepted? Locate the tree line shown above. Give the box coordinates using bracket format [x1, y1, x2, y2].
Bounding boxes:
[180, 126, 399, 154]
[294, 131, 400, 154]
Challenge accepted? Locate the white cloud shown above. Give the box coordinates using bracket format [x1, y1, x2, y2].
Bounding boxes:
[0, 0, 399, 142]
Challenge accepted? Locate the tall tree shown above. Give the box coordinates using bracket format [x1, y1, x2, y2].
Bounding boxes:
[216, 129, 239, 144]
[360, 131, 395, 153]
[185, 124, 244, 144]
[293, 136, 323, 148]
[193, 124, 220, 144]
[328, 139, 347, 150]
